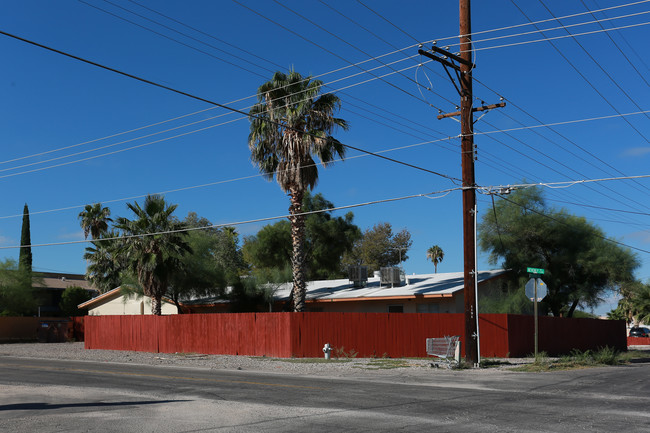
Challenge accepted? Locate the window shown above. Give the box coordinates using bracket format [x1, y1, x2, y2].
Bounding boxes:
[417, 303, 440, 313]
[388, 305, 404, 313]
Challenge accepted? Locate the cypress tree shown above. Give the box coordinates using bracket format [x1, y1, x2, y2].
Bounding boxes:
[19, 203, 32, 273]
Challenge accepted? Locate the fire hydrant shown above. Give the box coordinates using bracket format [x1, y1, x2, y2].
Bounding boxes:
[323, 343, 332, 360]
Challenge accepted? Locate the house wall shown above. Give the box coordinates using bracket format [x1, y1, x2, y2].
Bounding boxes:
[88, 296, 177, 316]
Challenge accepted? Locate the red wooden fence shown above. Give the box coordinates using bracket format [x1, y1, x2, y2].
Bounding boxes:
[84, 313, 626, 358]
[627, 336, 650, 346]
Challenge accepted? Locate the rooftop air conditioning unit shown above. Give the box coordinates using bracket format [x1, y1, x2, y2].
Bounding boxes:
[348, 266, 368, 288]
[380, 267, 402, 287]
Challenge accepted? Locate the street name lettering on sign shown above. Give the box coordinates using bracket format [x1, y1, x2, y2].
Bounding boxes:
[526, 267, 545, 275]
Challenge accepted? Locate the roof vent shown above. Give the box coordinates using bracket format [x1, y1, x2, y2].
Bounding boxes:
[348, 266, 368, 288]
[380, 267, 402, 287]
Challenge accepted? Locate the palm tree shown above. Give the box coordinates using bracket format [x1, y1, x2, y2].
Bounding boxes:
[83, 231, 124, 294]
[114, 195, 191, 315]
[248, 70, 348, 311]
[79, 203, 112, 240]
[426, 245, 444, 273]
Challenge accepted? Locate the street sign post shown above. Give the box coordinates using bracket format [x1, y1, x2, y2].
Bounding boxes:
[524, 268, 546, 357]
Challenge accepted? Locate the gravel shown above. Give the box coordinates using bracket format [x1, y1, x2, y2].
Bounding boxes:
[0, 342, 524, 377]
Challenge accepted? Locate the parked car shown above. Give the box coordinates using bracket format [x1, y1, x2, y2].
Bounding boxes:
[629, 327, 650, 337]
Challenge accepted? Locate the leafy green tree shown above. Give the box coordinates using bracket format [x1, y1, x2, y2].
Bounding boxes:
[0, 259, 36, 316]
[115, 195, 191, 315]
[342, 222, 412, 274]
[19, 203, 32, 273]
[426, 245, 444, 273]
[78, 203, 112, 240]
[248, 70, 348, 311]
[243, 192, 360, 280]
[166, 213, 230, 313]
[59, 286, 92, 316]
[243, 221, 292, 271]
[478, 187, 639, 317]
[478, 288, 533, 315]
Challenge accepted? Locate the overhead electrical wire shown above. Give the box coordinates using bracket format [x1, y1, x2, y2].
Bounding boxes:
[436, 9, 650, 50]
[476, 197, 650, 228]
[1, 58, 438, 174]
[310, 1, 650, 217]
[509, 0, 650, 172]
[470, 73, 650, 199]
[584, 0, 650, 84]
[0, 187, 462, 250]
[123, 0, 287, 71]
[229, 0, 451, 112]
[427, 0, 650, 43]
[537, 0, 650, 122]
[0, 133, 459, 220]
[591, 0, 650, 73]
[0, 29, 460, 183]
[273, 0, 457, 109]
[490, 192, 650, 255]
[31, 0, 444, 169]
[467, 20, 650, 53]
[467, 110, 650, 137]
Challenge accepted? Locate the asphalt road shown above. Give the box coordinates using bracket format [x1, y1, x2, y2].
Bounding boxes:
[1, 356, 649, 432]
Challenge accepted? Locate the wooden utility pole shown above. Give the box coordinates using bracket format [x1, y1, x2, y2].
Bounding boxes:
[459, 0, 478, 366]
[418, 0, 504, 366]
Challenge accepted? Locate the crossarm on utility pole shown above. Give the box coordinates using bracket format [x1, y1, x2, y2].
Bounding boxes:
[437, 102, 506, 120]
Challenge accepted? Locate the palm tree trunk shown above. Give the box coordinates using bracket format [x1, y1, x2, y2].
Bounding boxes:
[151, 295, 162, 315]
[288, 187, 306, 312]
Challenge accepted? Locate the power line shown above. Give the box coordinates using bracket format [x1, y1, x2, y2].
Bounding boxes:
[537, 0, 650, 122]
[591, 0, 650, 73]
[0, 134, 459, 220]
[1, 59, 438, 175]
[447, 0, 650, 41]
[579, 0, 650, 87]
[229, 0, 450, 112]
[124, 0, 286, 72]
[0, 28, 460, 183]
[470, 19, 650, 53]
[274, 0, 455, 108]
[356, 0, 421, 43]
[441, 9, 650, 49]
[491, 192, 650, 254]
[467, 110, 650, 137]
[0, 187, 462, 250]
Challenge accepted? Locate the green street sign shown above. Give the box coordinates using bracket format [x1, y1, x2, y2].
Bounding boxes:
[526, 267, 545, 275]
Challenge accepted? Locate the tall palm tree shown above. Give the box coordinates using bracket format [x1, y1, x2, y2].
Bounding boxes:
[248, 70, 348, 311]
[114, 195, 191, 315]
[426, 245, 444, 273]
[79, 203, 112, 240]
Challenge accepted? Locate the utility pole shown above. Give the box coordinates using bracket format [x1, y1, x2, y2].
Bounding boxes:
[459, 0, 478, 367]
[418, 0, 504, 367]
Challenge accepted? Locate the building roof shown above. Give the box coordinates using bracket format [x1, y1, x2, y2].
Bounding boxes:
[270, 269, 506, 303]
[36, 272, 95, 291]
[78, 287, 175, 309]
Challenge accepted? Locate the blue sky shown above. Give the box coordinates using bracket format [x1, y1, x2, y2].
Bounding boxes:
[1, 0, 649, 315]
